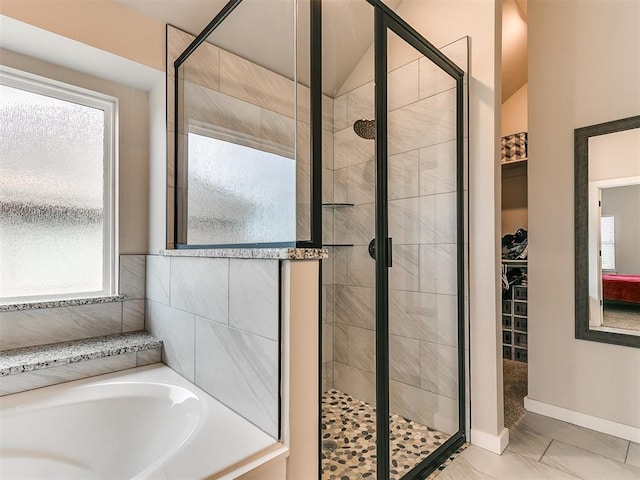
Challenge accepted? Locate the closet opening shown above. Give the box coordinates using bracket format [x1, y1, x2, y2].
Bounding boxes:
[500, 0, 528, 430]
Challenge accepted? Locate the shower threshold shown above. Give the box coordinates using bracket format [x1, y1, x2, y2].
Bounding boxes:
[321, 389, 462, 479]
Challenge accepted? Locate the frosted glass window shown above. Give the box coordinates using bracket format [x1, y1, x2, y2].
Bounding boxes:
[0, 71, 115, 301]
[187, 132, 296, 245]
[601, 215, 615, 271]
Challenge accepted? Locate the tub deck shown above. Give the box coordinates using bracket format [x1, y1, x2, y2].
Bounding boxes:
[0, 364, 288, 479]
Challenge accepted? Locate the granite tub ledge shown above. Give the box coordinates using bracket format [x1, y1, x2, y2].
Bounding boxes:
[0, 331, 162, 377]
[160, 247, 328, 260]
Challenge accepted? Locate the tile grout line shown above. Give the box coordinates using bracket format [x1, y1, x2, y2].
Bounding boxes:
[624, 441, 630, 464]
[457, 462, 500, 480]
[120, 293, 125, 334]
[332, 359, 455, 401]
[168, 256, 173, 307]
[226, 258, 231, 326]
[333, 135, 459, 169]
[193, 307, 197, 385]
[538, 438, 554, 463]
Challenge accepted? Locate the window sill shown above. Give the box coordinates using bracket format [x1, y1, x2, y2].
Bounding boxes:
[0, 295, 126, 313]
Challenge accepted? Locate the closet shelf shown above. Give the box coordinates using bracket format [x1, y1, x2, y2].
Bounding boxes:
[501, 158, 528, 169]
[502, 259, 528, 265]
[502, 259, 528, 363]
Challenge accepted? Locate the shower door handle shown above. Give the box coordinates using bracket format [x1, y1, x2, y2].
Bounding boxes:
[368, 237, 393, 267]
[368, 238, 376, 260]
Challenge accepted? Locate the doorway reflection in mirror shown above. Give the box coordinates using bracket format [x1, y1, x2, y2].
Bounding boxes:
[598, 184, 640, 332]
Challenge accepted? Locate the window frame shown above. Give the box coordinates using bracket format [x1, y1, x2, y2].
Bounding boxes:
[599, 214, 616, 272]
[0, 66, 118, 303]
[180, 121, 297, 247]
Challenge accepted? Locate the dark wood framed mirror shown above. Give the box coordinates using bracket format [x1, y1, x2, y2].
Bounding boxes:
[575, 115, 640, 348]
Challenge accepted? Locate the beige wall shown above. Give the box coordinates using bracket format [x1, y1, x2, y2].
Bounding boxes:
[0, 0, 164, 71]
[528, 0, 640, 429]
[589, 127, 640, 183]
[284, 261, 320, 479]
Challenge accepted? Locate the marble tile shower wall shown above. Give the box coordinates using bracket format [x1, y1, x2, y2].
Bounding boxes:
[0, 255, 146, 351]
[328, 40, 468, 436]
[166, 26, 334, 247]
[145, 255, 280, 439]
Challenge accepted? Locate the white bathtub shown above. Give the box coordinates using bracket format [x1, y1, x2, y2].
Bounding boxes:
[0, 364, 287, 479]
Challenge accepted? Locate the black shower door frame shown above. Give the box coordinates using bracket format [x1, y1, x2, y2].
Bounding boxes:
[370, 2, 466, 479]
[173, 0, 466, 476]
[173, 0, 324, 249]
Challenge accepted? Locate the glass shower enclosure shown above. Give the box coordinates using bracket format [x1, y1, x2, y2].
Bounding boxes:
[172, 0, 468, 478]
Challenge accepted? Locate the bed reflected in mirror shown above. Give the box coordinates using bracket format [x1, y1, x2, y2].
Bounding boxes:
[596, 184, 640, 333]
[575, 115, 640, 347]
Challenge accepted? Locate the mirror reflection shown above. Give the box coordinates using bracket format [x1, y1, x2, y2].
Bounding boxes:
[586, 125, 640, 338]
[595, 184, 640, 332]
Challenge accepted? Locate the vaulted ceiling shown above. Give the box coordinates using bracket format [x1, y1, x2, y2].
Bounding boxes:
[116, 0, 399, 96]
[503, 0, 528, 101]
[115, 0, 526, 101]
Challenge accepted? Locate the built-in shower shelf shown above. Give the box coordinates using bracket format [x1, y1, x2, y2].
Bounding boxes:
[322, 203, 354, 208]
[323, 244, 354, 247]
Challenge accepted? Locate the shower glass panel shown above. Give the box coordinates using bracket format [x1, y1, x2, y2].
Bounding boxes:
[174, 1, 468, 476]
[386, 28, 461, 477]
[175, 0, 299, 247]
[320, 0, 378, 477]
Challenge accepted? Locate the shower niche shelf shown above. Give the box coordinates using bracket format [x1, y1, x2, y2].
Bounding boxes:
[322, 203, 354, 208]
[322, 204, 354, 246]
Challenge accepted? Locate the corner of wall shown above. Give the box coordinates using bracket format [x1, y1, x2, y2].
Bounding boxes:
[470, 427, 509, 454]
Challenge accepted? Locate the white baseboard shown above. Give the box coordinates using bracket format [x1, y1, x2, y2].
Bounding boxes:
[524, 396, 640, 443]
[470, 427, 509, 454]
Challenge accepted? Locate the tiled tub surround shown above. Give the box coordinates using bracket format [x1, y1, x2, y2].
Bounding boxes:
[166, 26, 334, 248]
[0, 254, 146, 352]
[323, 37, 469, 437]
[146, 254, 282, 439]
[0, 332, 161, 396]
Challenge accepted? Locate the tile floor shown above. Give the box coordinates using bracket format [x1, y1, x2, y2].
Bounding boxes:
[435, 412, 640, 480]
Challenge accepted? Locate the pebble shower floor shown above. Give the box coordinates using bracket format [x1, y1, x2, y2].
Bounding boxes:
[321, 389, 466, 479]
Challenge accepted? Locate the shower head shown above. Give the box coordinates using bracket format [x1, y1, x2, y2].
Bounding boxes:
[353, 119, 375, 140]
